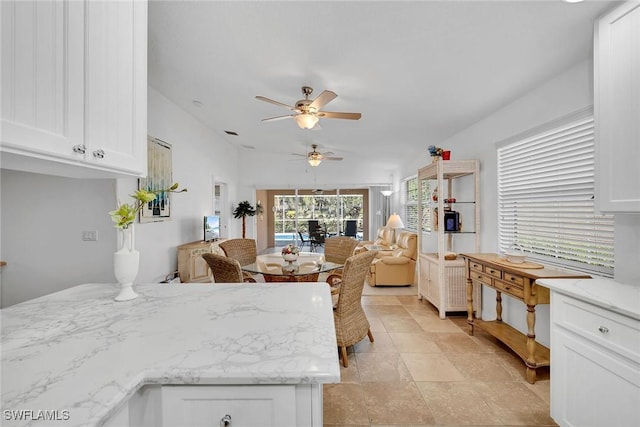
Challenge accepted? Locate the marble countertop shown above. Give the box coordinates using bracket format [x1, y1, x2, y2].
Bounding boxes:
[1, 283, 340, 426]
[537, 277, 640, 320]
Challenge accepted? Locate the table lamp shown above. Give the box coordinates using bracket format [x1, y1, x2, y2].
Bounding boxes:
[386, 213, 405, 246]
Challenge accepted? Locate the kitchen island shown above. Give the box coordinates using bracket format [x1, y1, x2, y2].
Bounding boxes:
[1, 283, 340, 426]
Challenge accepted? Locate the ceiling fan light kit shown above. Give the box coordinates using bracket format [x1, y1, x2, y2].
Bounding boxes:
[294, 113, 319, 129]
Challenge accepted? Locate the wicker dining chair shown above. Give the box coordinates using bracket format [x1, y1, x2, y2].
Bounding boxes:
[202, 253, 256, 283]
[324, 236, 359, 292]
[333, 250, 377, 367]
[218, 238, 257, 281]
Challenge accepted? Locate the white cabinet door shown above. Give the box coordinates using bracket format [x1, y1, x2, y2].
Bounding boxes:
[84, 0, 147, 175]
[162, 385, 297, 427]
[595, 1, 640, 212]
[1, 0, 147, 178]
[551, 329, 640, 427]
[1, 0, 85, 159]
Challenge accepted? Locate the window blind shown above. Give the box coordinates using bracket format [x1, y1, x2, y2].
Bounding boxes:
[498, 114, 614, 277]
[401, 176, 419, 232]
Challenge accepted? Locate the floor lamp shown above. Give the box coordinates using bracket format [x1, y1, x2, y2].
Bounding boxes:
[386, 213, 405, 247]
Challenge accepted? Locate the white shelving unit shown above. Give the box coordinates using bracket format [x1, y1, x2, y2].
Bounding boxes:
[417, 159, 481, 319]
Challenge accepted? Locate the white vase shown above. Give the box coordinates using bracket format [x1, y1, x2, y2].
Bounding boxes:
[114, 225, 140, 302]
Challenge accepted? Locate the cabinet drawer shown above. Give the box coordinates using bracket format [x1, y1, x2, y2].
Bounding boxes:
[470, 270, 493, 287]
[191, 247, 211, 256]
[553, 293, 640, 363]
[503, 272, 524, 287]
[162, 385, 297, 427]
[494, 279, 524, 299]
[469, 261, 484, 271]
[485, 266, 502, 279]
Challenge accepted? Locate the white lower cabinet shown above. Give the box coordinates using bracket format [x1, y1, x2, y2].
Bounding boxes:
[105, 384, 323, 427]
[550, 293, 640, 427]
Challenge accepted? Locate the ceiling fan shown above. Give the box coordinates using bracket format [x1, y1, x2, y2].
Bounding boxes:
[293, 144, 343, 167]
[256, 86, 362, 129]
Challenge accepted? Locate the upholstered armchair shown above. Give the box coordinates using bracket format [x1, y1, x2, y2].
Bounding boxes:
[356, 227, 394, 253]
[367, 231, 417, 286]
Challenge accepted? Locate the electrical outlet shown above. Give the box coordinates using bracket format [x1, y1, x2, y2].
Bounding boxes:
[82, 231, 98, 241]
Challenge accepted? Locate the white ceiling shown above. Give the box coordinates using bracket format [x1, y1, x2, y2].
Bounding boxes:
[148, 0, 616, 171]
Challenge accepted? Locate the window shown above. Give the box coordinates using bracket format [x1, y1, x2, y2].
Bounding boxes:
[498, 111, 614, 277]
[401, 176, 419, 231]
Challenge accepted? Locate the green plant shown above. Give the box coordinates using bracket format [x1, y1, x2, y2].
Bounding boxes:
[233, 201, 257, 238]
[109, 183, 187, 229]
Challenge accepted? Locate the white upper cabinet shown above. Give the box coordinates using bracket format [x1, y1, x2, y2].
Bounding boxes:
[1, 0, 147, 178]
[594, 1, 640, 212]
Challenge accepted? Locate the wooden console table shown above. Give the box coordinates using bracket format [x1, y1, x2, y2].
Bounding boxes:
[461, 253, 590, 383]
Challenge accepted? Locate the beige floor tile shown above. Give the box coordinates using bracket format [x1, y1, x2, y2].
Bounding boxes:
[368, 316, 388, 333]
[473, 382, 557, 425]
[339, 353, 361, 383]
[380, 315, 423, 332]
[364, 305, 411, 317]
[362, 295, 402, 305]
[433, 332, 488, 353]
[355, 352, 414, 382]
[323, 383, 370, 425]
[400, 353, 465, 382]
[388, 332, 442, 353]
[526, 379, 552, 405]
[413, 315, 464, 333]
[353, 331, 398, 353]
[446, 352, 514, 382]
[416, 381, 502, 425]
[361, 382, 435, 425]
[395, 295, 425, 307]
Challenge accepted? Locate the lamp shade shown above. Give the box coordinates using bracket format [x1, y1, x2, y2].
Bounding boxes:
[294, 113, 319, 129]
[386, 213, 404, 229]
[308, 158, 321, 167]
[380, 190, 393, 197]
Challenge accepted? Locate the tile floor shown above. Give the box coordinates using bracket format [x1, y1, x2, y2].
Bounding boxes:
[323, 294, 556, 426]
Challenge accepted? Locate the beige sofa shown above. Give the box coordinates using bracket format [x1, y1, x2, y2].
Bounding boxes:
[367, 231, 417, 286]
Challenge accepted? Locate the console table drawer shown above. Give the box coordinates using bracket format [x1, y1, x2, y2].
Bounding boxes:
[503, 272, 524, 286]
[470, 261, 484, 271]
[485, 266, 502, 279]
[553, 293, 640, 362]
[494, 279, 524, 299]
[470, 270, 493, 287]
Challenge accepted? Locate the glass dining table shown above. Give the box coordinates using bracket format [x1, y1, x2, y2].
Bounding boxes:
[242, 252, 343, 283]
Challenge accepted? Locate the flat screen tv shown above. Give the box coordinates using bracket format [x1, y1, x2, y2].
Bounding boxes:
[204, 215, 220, 241]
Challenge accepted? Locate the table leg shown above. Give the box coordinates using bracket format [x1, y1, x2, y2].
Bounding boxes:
[466, 276, 474, 335]
[496, 291, 503, 322]
[526, 303, 538, 384]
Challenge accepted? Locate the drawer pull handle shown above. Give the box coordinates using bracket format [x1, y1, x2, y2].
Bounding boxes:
[220, 414, 232, 426]
[510, 277, 516, 281]
[93, 149, 105, 159]
[505, 286, 510, 290]
[598, 326, 609, 334]
[72, 144, 86, 154]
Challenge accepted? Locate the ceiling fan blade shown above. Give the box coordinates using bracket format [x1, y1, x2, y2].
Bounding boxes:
[255, 96, 295, 110]
[316, 111, 362, 120]
[291, 153, 307, 157]
[309, 90, 337, 110]
[261, 114, 295, 122]
[321, 151, 335, 156]
[323, 156, 343, 161]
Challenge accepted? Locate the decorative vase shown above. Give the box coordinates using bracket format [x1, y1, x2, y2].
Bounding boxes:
[282, 253, 298, 262]
[113, 225, 140, 302]
[282, 260, 299, 274]
[442, 150, 451, 160]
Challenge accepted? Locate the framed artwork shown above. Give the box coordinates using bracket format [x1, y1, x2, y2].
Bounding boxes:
[139, 137, 173, 223]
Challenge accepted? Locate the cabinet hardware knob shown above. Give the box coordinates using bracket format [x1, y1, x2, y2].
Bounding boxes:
[220, 414, 232, 426]
[510, 277, 516, 281]
[598, 326, 609, 334]
[72, 144, 86, 154]
[93, 149, 105, 159]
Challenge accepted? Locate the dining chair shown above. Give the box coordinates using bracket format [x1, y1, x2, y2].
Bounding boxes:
[202, 253, 256, 283]
[297, 231, 311, 250]
[333, 250, 377, 367]
[309, 230, 325, 252]
[343, 219, 358, 238]
[218, 238, 257, 281]
[324, 236, 359, 292]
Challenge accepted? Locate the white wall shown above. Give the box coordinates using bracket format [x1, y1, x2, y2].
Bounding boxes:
[0, 170, 117, 306]
[118, 87, 242, 283]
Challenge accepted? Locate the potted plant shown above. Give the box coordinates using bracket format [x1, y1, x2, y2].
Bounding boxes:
[233, 201, 258, 238]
